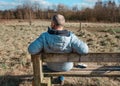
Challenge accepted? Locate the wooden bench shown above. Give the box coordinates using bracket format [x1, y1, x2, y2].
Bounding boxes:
[31, 53, 120, 86]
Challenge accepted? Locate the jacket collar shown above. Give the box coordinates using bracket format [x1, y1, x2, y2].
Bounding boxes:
[47, 27, 70, 37]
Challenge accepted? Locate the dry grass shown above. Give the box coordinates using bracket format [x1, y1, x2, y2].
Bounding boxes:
[0, 20, 120, 86]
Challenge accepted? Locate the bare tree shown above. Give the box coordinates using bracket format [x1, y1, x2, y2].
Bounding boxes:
[23, 0, 33, 25]
[57, 4, 69, 12]
[72, 5, 78, 12]
[118, 0, 120, 14]
[0, 11, 2, 19]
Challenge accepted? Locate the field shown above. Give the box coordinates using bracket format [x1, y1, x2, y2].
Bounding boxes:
[0, 20, 120, 86]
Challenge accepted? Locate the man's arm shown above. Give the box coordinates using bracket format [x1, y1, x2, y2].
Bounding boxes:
[28, 34, 44, 55]
[71, 34, 88, 54]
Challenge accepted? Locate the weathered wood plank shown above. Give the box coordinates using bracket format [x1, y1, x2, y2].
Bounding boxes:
[43, 66, 120, 72]
[44, 71, 120, 77]
[44, 66, 120, 77]
[42, 53, 120, 62]
[31, 54, 43, 86]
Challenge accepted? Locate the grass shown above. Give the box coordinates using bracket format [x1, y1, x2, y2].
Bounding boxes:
[0, 21, 120, 86]
[100, 28, 120, 34]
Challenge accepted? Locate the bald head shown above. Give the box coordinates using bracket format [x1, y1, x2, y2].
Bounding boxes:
[51, 14, 65, 26]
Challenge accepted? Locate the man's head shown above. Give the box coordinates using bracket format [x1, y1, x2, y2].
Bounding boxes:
[51, 14, 65, 30]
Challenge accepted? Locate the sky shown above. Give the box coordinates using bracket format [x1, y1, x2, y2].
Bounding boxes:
[0, 0, 119, 10]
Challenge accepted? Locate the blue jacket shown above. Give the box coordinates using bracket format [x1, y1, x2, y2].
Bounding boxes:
[28, 28, 88, 71]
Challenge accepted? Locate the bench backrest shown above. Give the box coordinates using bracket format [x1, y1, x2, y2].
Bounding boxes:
[42, 53, 120, 62]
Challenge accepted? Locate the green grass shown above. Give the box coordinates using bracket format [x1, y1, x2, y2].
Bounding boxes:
[113, 28, 120, 33]
[100, 28, 120, 34]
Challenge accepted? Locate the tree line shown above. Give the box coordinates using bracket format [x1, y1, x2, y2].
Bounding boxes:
[0, 0, 120, 22]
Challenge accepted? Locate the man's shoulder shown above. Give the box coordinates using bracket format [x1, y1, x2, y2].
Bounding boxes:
[69, 31, 76, 37]
[40, 32, 48, 36]
[36, 32, 48, 40]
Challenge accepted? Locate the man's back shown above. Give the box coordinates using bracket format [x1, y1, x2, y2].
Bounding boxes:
[28, 28, 88, 71]
[28, 14, 88, 72]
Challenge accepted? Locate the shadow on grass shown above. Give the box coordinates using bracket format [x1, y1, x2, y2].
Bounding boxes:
[0, 75, 33, 86]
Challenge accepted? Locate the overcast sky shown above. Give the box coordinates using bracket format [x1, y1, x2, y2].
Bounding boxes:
[0, 0, 119, 10]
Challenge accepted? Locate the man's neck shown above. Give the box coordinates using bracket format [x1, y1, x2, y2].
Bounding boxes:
[53, 26, 63, 31]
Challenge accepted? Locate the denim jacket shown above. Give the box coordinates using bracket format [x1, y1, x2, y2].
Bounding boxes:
[28, 28, 88, 71]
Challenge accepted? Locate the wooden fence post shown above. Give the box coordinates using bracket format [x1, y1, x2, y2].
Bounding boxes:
[31, 54, 43, 86]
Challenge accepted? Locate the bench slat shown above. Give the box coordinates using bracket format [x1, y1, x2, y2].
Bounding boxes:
[43, 65, 120, 71]
[72, 66, 120, 71]
[44, 71, 120, 77]
[44, 66, 120, 77]
[42, 53, 120, 62]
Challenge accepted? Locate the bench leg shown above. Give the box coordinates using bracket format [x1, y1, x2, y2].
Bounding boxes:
[31, 55, 43, 86]
[41, 77, 51, 86]
[32, 77, 51, 86]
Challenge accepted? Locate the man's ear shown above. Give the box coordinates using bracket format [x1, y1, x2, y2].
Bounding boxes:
[51, 22, 54, 26]
[51, 23, 56, 29]
[53, 24, 56, 27]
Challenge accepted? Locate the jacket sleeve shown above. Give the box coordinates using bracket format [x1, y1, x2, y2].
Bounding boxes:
[28, 34, 44, 55]
[71, 34, 89, 54]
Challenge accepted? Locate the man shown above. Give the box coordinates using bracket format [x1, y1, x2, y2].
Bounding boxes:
[28, 14, 88, 71]
[28, 14, 88, 84]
